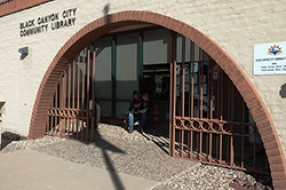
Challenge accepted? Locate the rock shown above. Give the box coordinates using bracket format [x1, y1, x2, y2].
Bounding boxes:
[244, 182, 255, 190]
[229, 181, 244, 190]
[255, 182, 264, 190]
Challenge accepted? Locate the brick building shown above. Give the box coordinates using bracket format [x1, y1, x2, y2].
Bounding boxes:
[0, 0, 286, 188]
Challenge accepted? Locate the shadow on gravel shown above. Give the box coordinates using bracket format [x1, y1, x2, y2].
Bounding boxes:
[103, 119, 171, 155]
[141, 122, 170, 154]
[92, 129, 126, 190]
[143, 132, 169, 155]
[100, 117, 171, 156]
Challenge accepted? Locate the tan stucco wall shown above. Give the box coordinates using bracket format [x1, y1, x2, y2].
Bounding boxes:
[0, 0, 286, 157]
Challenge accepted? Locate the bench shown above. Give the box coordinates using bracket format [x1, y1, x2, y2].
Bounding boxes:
[119, 114, 142, 133]
[119, 105, 158, 133]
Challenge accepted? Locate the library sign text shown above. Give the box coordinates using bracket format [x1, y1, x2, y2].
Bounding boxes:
[19, 8, 77, 37]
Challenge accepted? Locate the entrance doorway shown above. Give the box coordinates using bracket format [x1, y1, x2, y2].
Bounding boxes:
[45, 25, 269, 175]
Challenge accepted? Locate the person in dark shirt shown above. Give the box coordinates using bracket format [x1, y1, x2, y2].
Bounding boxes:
[128, 90, 144, 134]
[129, 90, 142, 112]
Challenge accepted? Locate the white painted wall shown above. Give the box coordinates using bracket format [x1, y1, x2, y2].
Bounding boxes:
[0, 0, 286, 157]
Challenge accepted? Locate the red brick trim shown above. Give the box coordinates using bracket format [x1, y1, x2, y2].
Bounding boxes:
[29, 11, 286, 189]
[0, 0, 54, 17]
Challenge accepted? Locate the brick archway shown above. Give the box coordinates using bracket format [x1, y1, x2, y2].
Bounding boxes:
[29, 11, 286, 188]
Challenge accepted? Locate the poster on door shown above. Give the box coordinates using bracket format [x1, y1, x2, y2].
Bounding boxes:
[155, 75, 163, 93]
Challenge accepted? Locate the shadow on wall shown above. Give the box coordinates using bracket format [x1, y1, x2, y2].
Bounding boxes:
[279, 83, 286, 98]
[103, 3, 111, 24]
[0, 131, 23, 150]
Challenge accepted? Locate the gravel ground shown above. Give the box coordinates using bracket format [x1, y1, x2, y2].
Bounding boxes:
[0, 123, 273, 190]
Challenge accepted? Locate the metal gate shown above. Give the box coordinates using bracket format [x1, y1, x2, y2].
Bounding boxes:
[169, 34, 269, 174]
[46, 44, 97, 142]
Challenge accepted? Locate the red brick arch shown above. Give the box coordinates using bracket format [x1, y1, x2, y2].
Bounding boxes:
[29, 11, 286, 188]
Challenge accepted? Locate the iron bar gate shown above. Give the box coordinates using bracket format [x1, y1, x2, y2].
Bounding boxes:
[46, 43, 97, 141]
[169, 33, 269, 174]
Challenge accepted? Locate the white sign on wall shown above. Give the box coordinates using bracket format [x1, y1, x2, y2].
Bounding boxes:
[253, 41, 286, 75]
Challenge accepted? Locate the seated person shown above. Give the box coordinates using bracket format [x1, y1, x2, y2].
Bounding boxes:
[128, 90, 148, 134]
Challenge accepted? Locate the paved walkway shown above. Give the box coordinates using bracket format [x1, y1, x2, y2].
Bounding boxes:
[0, 150, 158, 190]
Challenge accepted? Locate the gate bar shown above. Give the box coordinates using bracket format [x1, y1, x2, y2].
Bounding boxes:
[208, 58, 213, 161]
[180, 36, 186, 157]
[190, 42, 194, 118]
[181, 36, 185, 117]
[72, 60, 76, 137]
[91, 41, 96, 141]
[76, 55, 80, 139]
[171, 32, 177, 156]
[63, 70, 67, 135]
[230, 83, 235, 166]
[210, 60, 213, 119]
[67, 64, 71, 136]
[169, 31, 174, 156]
[86, 45, 91, 141]
[54, 83, 58, 135]
[199, 48, 203, 119]
[172, 60, 177, 156]
[220, 69, 223, 121]
[227, 76, 231, 164]
[81, 49, 86, 141]
[241, 102, 245, 168]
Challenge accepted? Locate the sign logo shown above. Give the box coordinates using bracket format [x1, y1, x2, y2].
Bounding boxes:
[268, 45, 282, 56]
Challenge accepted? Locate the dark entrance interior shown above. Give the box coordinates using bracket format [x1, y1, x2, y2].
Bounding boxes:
[142, 63, 170, 123]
